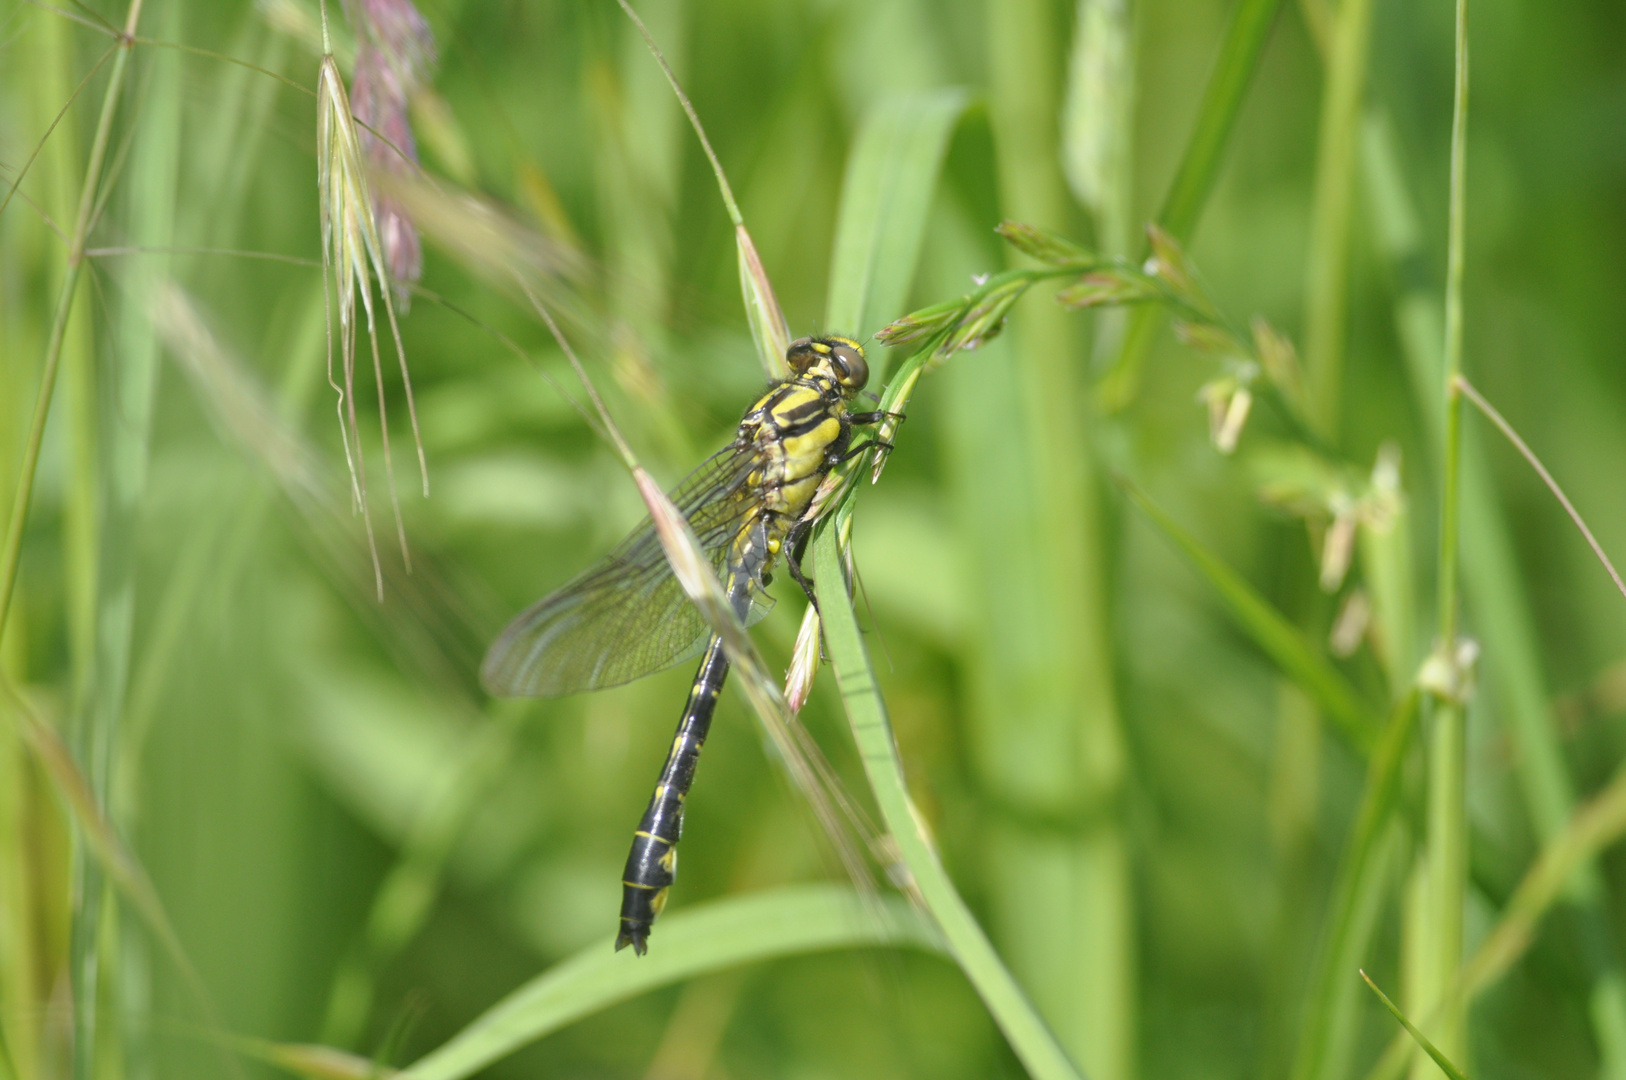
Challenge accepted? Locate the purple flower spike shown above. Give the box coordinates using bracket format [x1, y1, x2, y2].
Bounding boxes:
[346, 0, 436, 309]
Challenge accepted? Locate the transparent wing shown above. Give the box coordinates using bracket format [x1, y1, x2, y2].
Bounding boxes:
[481, 442, 774, 698]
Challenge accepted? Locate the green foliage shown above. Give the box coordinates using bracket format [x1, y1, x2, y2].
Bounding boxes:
[6, 2, 1626, 1080]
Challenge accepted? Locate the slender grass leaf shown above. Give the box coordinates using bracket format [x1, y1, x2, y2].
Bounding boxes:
[813, 528, 1085, 1080]
[401, 886, 942, 1080]
[825, 88, 968, 353]
[1122, 480, 1381, 753]
[1360, 971, 1468, 1080]
[238, 1037, 378, 1080]
[737, 224, 791, 379]
[1098, 0, 1285, 409]
[1465, 758, 1626, 995]
[1416, 0, 1473, 1062]
[1300, 0, 1375, 431]
[1290, 691, 1418, 1080]
[1365, 75, 1626, 1075]
[1364, 755, 1626, 1080]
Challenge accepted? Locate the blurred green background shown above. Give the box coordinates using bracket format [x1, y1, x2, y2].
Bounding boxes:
[3, 0, 1626, 1078]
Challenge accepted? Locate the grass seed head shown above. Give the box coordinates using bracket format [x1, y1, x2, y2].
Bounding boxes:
[785, 606, 823, 715]
[318, 48, 428, 594]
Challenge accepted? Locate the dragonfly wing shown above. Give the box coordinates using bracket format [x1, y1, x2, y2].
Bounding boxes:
[481, 442, 771, 698]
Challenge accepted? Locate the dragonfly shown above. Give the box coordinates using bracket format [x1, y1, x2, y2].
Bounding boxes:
[481, 335, 894, 955]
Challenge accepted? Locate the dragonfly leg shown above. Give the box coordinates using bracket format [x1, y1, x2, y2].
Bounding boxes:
[617, 636, 731, 954]
[832, 438, 893, 464]
[847, 409, 906, 427]
[784, 516, 819, 612]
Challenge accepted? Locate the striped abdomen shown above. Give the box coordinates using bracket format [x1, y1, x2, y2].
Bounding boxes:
[616, 634, 729, 954]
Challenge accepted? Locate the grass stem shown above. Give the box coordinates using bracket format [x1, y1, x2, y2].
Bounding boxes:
[1301, 0, 1375, 433]
[813, 528, 1086, 1080]
[1097, 0, 1284, 408]
[1419, 0, 1471, 1066]
[1454, 376, 1626, 603]
[0, 0, 145, 648]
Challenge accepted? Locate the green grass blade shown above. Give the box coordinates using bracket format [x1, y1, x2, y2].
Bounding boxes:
[1359, 971, 1469, 1080]
[1365, 755, 1626, 1080]
[319, 708, 521, 1047]
[400, 886, 942, 1080]
[987, 4, 1134, 1069]
[1364, 93, 1626, 1078]
[85, 5, 182, 1070]
[812, 528, 1085, 1080]
[1417, 0, 1472, 1064]
[1290, 691, 1419, 1080]
[1155, 0, 1285, 240]
[1465, 758, 1626, 996]
[824, 88, 968, 350]
[1300, 0, 1375, 432]
[1097, 0, 1285, 409]
[1123, 480, 1381, 753]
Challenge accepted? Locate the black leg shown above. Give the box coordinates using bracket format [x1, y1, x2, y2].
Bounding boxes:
[784, 517, 819, 612]
[833, 438, 893, 465]
[847, 409, 906, 427]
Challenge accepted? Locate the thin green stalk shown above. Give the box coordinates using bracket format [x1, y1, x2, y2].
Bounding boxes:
[1301, 0, 1375, 433]
[986, 2, 1132, 1072]
[1418, 0, 1470, 1067]
[0, 0, 145, 648]
[83, 10, 181, 1075]
[1363, 90, 1626, 1080]
[1455, 377, 1626, 603]
[613, 0, 790, 376]
[1123, 481, 1383, 753]
[1290, 691, 1419, 1080]
[613, 0, 738, 227]
[1435, 1, 1469, 650]
[1098, 0, 1284, 409]
[1361, 972, 1470, 1080]
[0, 7, 150, 1079]
[812, 528, 1085, 1080]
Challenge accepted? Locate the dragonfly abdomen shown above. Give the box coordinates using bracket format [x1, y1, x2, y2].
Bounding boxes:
[616, 633, 730, 954]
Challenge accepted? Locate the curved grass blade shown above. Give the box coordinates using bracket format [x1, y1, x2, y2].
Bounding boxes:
[613, 0, 789, 378]
[1360, 972, 1468, 1080]
[1097, 0, 1286, 409]
[1465, 756, 1626, 997]
[825, 88, 968, 352]
[1289, 690, 1419, 1080]
[812, 529, 1084, 1080]
[1362, 752, 1626, 1080]
[1122, 479, 1381, 753]
[0, 682, 229, 1070]
[397, 886, 940, 1080]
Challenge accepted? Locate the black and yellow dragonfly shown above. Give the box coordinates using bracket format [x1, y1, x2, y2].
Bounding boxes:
[482, 336, 891, 955]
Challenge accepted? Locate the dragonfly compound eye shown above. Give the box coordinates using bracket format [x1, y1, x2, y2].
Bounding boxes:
[830, 342, 868, 390]
[785, 337, 816, 373]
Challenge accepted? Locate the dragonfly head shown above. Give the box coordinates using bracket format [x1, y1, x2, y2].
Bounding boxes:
[786, 336, 868, 395]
